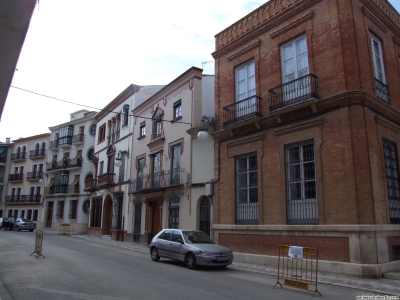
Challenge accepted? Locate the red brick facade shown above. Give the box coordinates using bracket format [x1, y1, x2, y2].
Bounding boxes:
[212, 0, 400, 273]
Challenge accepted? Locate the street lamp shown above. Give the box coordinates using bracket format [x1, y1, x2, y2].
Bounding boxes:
[115, 149, 129, 168]
[197, 115, 217, 141]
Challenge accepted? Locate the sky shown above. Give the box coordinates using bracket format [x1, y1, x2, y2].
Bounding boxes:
[1, 0, 400, 142]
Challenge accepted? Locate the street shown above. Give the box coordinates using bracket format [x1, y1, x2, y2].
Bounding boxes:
[0, 230, 387, 300]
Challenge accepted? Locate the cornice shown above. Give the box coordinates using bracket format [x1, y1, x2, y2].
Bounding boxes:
[227, 40, 261, 61]
[359, 0, 400, 38]
[363, 7, 387, 33]
[212, 0, 322, 59]
[270, 12, 314, 39]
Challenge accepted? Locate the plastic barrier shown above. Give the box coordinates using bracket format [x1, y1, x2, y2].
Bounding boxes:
[30, 230, 45, 258]
[274, 245, 321, 296]
[59, 223, 71, 236]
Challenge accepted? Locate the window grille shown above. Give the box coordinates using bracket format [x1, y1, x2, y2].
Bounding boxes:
[383, 138, 400, 224]
[235, 152, 258, 224]
[285, 140, 318, 224]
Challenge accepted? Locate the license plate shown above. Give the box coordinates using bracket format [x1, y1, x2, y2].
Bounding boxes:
[216, 257, 228, 261]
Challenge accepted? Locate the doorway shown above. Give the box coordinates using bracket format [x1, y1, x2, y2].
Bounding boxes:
[46, 201, 53, 228]
[102, 196, 112, 235]
[199, 196, 211, 236]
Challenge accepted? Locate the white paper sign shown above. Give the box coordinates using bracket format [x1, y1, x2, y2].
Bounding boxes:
[288, 246, 303, 259]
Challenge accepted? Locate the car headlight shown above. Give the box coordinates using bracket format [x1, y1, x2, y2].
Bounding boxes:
[198, 250, 213, 256]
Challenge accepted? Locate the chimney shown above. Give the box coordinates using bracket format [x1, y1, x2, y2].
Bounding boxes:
[6, 138, 11, 143]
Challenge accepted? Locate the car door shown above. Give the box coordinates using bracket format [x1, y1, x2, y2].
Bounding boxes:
[169, 230, 184, 261]
[156, 230, 172, 257]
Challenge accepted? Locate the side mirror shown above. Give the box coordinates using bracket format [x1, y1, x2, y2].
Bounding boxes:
[177, 238, 184, 244]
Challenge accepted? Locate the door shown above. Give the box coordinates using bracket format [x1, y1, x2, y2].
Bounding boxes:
[102, 196, 112, 235]
[199, 196, 211, 236]
[281, 35, 309, 102]
[150, 201, 160, 241]
[169, 230, 184, 260]
[236, 61, 255, 118]
[46, 202, 53, 228]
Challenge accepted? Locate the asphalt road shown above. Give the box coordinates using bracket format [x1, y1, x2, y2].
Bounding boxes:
[0, 230, 386, 300]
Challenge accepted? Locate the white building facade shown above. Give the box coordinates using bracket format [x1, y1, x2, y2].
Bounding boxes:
[87, 84, 164, 240]
[128, 67, 215, 244]
[43, 110, 96, 234]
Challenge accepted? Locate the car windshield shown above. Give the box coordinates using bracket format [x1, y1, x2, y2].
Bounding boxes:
[182, 231, 214, 244]
[20, 219, 31, 222]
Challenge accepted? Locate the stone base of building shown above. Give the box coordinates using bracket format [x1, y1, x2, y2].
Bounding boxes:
[213, 224, 400, 278]
[233, 252, 400, 278]
[110, 229, 127, 241]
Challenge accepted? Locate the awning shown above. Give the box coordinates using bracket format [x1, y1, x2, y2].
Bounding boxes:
[0, 147, 6, 154]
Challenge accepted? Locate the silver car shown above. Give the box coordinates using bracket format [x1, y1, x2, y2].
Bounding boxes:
[149, 229, 234, 269]
[12, 218, 36, 232]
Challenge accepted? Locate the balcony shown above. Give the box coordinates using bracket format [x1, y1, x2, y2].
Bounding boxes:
[129, 168, 185, 194]
[50, 184, 68, 194]
[269, 74, 319, 117]
[29, 149, 46, 159]
[11, 152, 26, 161]
[26, 171, 44, 181]
[5, 194, 41, 204]
[375, 78, 389, 102]
[49, 140, 59, 149]
[72, 133, 85, 145]
[97, 173, 115, 188]
[58, 136, 73, 149]
[8, 173, 24, 182]
[223, 95, 262, 128]
[46, 155, 83, 172]
[84, 179, 97, 192]
[0, 155, 6, 164]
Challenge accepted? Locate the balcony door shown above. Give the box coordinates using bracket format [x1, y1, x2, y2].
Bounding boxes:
[281, 35, 309, 102]
[235, 61, 255, 118]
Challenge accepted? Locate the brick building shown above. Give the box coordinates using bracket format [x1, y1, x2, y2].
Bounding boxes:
[211, 0, 400, 277]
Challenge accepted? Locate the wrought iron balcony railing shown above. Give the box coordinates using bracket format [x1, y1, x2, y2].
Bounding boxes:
[5, 194, 41, 203]
[11, 152, 26, 160]
[72, 133, 85, 144]
[0, 155, 6, 163]
[26, 171, 44, 180]
[49, 140, 59, 148]
[29, 149, 46, 158]
[8, 173, 24, 181]
[375, 78, 389, 102]
[58, 136, 73, 147]
[223, 95, 262, 127]
[50, 184, 68, 194]
[46, 156, 83, 171]
[269, 74, 319, 111]
[128, 168, 185, 194]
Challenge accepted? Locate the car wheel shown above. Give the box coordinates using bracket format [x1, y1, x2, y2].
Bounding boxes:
[185, 253, 197, 270]
[29, 229, 34, 232]
[150, 247, 160, 262]
[16, 226, 20, 231]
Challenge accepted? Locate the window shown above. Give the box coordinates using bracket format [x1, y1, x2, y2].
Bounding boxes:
[59, 125, 74, 146]
[236, 61, 255, 102]
[285, 140, 318, 224]
[98, 123, 106, 143]
[91, 198, 102, 228]
[140, 122, 146, 138]
[173, 100, 182, 120]
[370, 34, 388, 102]
[236, 153, 258, 224]
[27, 209, 32, 220]
[40, 142, 46, 156]
[21, 210, 25, 218]
[99, 161, 104, 175]
[32, 209, 38, 221]
[87, 147, 95, 161]
[54, 171, 69, 194]
[122, 104, 129, 127]
[152, 114, 162, 138]
[133, 202, 142, 240]
[169, 199, 180, 229]
[56, 201, 65, 219]
[152, 153, 161, 188]
[281, 35, 309, 102]
[235, 61, 256, 118]
[118, 154, 126, 183]
[137, 158, 145, 190]
[171, 145, 181, 185]
[90, 123, 97, 136]
[69, 200, 78, 219]
[383, 138, 400, 224]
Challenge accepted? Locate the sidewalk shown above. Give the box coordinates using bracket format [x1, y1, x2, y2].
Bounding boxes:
[69, 233, 400, 297]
